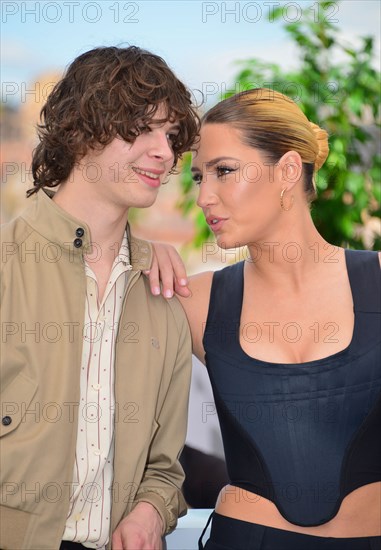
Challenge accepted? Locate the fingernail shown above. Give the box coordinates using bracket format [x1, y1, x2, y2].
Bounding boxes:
[153, 287, 160, 295]
[164, 289, 173, 298]
[179, 278, 188, 286]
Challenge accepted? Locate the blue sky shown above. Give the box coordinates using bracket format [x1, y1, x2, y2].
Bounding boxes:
[1, 0, 380, 107]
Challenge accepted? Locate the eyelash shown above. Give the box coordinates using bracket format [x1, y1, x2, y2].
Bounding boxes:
[192, 173, 202, 185]
[192, 165, 237, 185]
[216, 165, 236, 177]
[166, 133, 179, 145]
[137, 126, 178, 148]
[137, 124, 150, 134]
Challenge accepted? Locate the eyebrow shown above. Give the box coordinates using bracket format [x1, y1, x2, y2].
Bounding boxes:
[149, 120, 181, 132]
[169, 124, 181, 133]
[191, 156, 240, 172]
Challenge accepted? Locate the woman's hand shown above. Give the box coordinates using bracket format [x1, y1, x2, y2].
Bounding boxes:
[145, 242, 191, 299]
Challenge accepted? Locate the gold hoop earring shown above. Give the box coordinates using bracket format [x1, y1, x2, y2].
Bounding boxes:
[280, 188, 294, 211]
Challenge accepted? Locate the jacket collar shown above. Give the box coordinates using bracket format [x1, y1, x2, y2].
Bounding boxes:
[21, 188, 153, 271]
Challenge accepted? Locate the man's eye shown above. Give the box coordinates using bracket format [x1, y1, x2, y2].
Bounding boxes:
[166, 133, 179, 145]
[137, 125, 151, 134]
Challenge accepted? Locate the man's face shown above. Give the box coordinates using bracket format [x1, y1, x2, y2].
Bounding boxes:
[77, 105, 180, 210]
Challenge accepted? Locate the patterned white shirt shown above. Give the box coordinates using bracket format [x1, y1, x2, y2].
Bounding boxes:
[63, 233, 131, 549]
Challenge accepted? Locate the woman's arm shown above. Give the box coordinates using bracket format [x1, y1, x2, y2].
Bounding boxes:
[177, 271, 214, 364]
[146, 242, 213, 362]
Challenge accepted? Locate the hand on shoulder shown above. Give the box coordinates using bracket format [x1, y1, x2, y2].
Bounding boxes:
[144, 242, 191, 299]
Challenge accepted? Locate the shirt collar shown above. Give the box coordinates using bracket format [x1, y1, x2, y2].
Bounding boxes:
[20, 188, 153, 271]
[115, 232, 131, 267]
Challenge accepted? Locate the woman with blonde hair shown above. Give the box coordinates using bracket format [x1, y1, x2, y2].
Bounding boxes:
[151, 88, 381, 549]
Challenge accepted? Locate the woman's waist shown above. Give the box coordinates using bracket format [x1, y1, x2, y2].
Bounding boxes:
[215, 483, 381, 538]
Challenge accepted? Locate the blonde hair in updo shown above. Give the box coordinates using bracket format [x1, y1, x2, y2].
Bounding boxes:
[202, 88, 329, 201]
[309, 121, 329, 171]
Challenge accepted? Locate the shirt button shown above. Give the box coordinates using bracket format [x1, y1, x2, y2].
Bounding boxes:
[76, 227, 85, 237]
[2, 416, 12, 426]
[75, 513, 82, 522]
[73, 238, 83, 248]
[93, 449, 101, 456]
[92, 383, 101, 391]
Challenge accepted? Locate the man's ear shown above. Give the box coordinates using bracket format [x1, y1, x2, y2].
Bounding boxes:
[276, 151, 303, 192]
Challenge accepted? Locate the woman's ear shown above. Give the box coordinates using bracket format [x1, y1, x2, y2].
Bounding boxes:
[276, 151, 303, 192]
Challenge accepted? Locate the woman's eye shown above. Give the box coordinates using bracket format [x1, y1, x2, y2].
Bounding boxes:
[192, 173, 202, 185]
[216, 165, 235, 178]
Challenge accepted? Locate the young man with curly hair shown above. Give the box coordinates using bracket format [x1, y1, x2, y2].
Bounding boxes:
[1, 46, 199, 550]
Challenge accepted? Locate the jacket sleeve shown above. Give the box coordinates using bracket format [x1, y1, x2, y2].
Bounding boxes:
[130, 298, 192, 535]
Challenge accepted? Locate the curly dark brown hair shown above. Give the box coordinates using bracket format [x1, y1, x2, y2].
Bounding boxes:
[27, 46, 200, 196]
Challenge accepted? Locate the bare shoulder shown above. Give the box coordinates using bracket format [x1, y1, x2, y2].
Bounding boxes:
[189, 271, 215, 298]
[177, 271, 214, 363]
[177, 271, 214, 314]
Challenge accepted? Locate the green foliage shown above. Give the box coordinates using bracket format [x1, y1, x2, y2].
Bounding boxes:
[178, 0, 380, 250]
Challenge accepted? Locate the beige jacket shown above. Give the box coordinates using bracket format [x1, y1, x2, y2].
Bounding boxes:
[0, 190, 192, 549]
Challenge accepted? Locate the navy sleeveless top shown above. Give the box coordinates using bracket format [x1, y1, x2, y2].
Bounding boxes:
[203, 249, 381, 527]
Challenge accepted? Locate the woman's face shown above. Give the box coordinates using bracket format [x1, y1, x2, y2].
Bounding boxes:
[192, 123, 284, 249]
